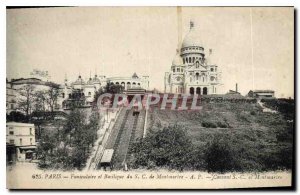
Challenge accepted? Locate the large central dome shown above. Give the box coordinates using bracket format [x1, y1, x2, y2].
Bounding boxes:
[181, 21, 204, 48]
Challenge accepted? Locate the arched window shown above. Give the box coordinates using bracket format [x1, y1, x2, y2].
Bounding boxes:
[121, 82, 125, 88]
[127, 82, 131, 89]
[190, 87, 194, 95]
[177, 68, 180, 72]
[183, 58, 185, 64]
[210, 68, 214, 72]
[193, 57, 195, 63]
[186, 58, 188, 63]
[196, 87, 201, 95]
[189, 57, 191, 63]
[88, 92, 91, 96]
[132, 82, 136, 88]
[203, 87, 208, 95]
[62, 93, 65, 98]
[196, 73, 199, 80]
[196, 61, 199, 68]
[116, 82, 119, 85]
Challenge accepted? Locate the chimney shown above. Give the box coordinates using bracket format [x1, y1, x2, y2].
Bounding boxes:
[236, 83, 238, 93]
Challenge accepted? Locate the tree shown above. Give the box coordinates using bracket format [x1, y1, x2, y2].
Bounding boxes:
[84, 110, 99, 149]
[94, 87, 105, 103]
[34, 90, 47, 112]
[130, 125, 194, 171]
[17, 84, 36, 118]
[63, 89, 86, 109]
[204, 135, 239, 173]
[6, 111, 28, 122]
[105, 83, 124, 94]
[45, 86, 61, 112]
[37, 134, 56, 168]
[36, 107, 100, 170]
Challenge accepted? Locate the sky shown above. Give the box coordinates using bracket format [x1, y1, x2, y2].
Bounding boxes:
[6, 7, 294, 98]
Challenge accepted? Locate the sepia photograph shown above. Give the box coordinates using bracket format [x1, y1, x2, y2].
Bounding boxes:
[5, 6, 294, 189]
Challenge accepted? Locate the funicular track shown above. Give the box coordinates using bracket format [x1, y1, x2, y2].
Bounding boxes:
[104, 110, 129, 149]
[125, 110, 146, 164]
[113, 110, 130, 150]
[111, 110, 139, 169]
[99, 108, 147, 170]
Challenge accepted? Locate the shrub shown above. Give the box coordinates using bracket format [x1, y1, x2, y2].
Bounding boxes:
[204, 135, 240, 173]
[216, 121, 229, 128]
[130, 125, 195, 171]
[202, 121, 217, 128]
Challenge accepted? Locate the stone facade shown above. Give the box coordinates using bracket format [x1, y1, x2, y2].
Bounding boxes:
[165, 21, 222, 95]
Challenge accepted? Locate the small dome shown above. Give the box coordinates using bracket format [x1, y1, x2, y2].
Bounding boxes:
[86, 77, 94, 85]
[172, 50, 183, 65]
[182, 21, 204, 48]
[92, 75, 101, 83]
[132, 72, 139, 79]
[73, 75, 85, 85]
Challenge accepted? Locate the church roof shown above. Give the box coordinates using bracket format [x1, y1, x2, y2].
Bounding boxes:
[132, 72, 139, 79]
[182, 21, 204, 48]
[92, 76, 101, 83]
[72, 75, 85, 85]
[86, 77, 94, 85]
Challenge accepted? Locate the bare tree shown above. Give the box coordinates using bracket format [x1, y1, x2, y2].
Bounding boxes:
[17, 84, 36, 118]
[34, 90, 47, 112]
[46, 86, 61, 112]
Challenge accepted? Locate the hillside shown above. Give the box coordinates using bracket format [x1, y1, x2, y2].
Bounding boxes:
[142, 99, 294, 172]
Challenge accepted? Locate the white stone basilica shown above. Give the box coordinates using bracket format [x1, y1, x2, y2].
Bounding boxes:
[164, 21, 222, 95]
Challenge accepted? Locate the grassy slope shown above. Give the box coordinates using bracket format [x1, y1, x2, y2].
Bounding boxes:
[147, 100, 293, 171]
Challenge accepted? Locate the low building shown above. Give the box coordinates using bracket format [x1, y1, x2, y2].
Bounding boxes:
[108, 73, 149, 91]
[6, 80, 17, 114]
[6, 122, 37, 162]
[227, 90, 241, 95]
[248, 90, 275, 98]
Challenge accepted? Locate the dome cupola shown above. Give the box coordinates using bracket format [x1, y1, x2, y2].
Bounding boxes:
[181, 21, 204, 49]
